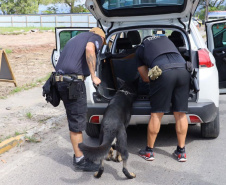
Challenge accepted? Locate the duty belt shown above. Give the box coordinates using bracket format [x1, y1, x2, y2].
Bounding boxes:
[159, 63, 186, 71]
[55, 74, 86, 82]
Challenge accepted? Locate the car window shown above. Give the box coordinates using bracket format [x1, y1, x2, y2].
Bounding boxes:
[109, 28, 181, 54]
[100, 0, 184, 10]
[138, 29, 172, 41]
[212, 23, 226, 49]
[59, 30, 88, 51]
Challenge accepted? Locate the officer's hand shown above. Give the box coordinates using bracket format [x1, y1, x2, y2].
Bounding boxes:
[92, 76, 101, 85]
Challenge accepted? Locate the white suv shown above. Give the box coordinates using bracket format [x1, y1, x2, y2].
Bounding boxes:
[52, 0, 221, 139]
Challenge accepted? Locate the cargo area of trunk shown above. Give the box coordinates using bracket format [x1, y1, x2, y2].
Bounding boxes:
[93, 28, 198, 104]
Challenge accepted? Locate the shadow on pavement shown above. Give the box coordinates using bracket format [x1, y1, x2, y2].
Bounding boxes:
[127, 124, 202, 156]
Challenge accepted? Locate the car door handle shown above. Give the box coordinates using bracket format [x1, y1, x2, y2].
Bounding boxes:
[215, 50, 226, 56]
[216, 50, 225, 54]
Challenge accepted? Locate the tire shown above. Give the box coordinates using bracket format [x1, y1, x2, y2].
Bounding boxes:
[201, 109, 220, 138]
[85, 122, 100, 138]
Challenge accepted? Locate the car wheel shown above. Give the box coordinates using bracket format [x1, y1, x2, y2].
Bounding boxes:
[201, 109, 220, 138]
[85, 122, 100, 138]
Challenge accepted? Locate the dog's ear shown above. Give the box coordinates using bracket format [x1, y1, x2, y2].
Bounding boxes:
[117, 78, 125, 89]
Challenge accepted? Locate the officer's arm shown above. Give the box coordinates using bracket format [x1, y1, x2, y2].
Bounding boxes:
[138, 65, 150, 83]
[86, 42, 96, 77]
[86, 42, 101, 85]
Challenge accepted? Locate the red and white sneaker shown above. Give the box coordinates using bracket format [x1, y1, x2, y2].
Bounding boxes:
[139, 149, 155, 161]
[174, 150, 187, 162]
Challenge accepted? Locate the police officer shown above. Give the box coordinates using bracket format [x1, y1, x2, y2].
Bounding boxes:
[136, 35, 190, 162]
[55, 27, 105, 171]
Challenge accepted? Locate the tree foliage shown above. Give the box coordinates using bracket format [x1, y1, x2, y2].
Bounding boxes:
[0, 0, 91, 14]
[72, 4, 89, 13]
[196, 0, 226, 20]
[0, 0, 39, 14]
[42, 6, 58, 14]
[52, 0, 89, 13]
[199, 0, 225, 8]
[0, 0, 54, 14]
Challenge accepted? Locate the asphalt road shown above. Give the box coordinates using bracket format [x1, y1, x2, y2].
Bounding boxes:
[0, 95, 226, 185]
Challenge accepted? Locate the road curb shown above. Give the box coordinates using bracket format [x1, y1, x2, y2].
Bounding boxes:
[0, 135, 24, 155]
[0, 115, 66, 155]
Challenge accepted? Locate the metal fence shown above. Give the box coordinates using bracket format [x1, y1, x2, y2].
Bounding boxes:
[0, 13, 97, 27]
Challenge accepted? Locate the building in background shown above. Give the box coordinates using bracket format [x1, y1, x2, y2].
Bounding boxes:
[208, 11, 226, 21]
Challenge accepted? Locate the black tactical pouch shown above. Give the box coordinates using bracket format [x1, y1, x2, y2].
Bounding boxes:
[68, 81, 83, 100]
[42, 72, 61, 107]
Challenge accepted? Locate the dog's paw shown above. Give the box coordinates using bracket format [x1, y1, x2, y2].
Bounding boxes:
[94, 167, 104, 178]
[129, 172, 136, 179]
[93, 172, 101, 179]
[105, 156, 112, 161]
[122, 168, 136, 179]
[114, 154, 122, 162]
[105, 148, 114, 161]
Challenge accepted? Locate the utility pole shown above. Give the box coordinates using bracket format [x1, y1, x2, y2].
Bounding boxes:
[205, 0, 209, 22]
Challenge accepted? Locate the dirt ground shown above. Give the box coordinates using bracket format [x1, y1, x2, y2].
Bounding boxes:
[0, 31, 66, 142]
[0, 31, 55, 97]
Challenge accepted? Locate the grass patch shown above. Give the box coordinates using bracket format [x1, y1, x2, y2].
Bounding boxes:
[0, 47, 13, 54]
[0, 132, 26, 143]
[0, 27, 54, 35]
[0, 134, 18, 143]
[24, 136, 39, 143]
[38, 117, 52, 123]
[0, 135, 12, 142]
[5, 49, 13, 54]
[5, 135, 12, 140]
[15, 131, 25, 136]
[9, 73, 51, 96]
[26, 112, 32, 119]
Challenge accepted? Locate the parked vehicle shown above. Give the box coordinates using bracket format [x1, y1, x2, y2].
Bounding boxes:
[52, 0, 220, 139]
[192, 17, 201, 28]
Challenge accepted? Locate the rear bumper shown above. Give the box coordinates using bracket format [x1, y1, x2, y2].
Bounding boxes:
[87, 101, 218, 124]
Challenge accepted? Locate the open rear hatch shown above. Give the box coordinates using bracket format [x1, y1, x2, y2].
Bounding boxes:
[85, 0, 200, 31]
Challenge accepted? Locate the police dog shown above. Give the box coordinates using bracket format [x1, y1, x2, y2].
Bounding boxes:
[79, 78, 137, 179]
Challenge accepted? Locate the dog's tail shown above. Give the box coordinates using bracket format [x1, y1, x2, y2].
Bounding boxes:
[78, 136, 114, 161]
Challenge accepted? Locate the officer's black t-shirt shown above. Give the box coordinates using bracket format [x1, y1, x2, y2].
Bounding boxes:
[136, 36, 185, 68]
[55, 32, 102, 76]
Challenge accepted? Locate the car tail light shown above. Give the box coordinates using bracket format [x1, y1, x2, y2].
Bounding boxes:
[189, 115, 202, 123]
[198, 48, 214, 68]
[90, 116, 100, 124]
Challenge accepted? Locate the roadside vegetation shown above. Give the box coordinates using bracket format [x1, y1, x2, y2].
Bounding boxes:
[26, 112, 33, 119]
[0, 47, 13, 54]
[0, 73, 51, 99]
[15, 131, 26, 136]
[0, 27, 54, 35]
[0, 131, 25, 143]
[24, 136, 40, 143]
[10, 73, 51, 95]
[5, 48, 12, 54]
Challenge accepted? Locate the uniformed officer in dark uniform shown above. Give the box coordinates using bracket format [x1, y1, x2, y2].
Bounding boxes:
[55, 27, 105, 171]
[136, 35, 190, 162]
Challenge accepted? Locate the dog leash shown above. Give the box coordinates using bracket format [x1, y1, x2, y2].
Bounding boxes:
[93, 84, 135, 96]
